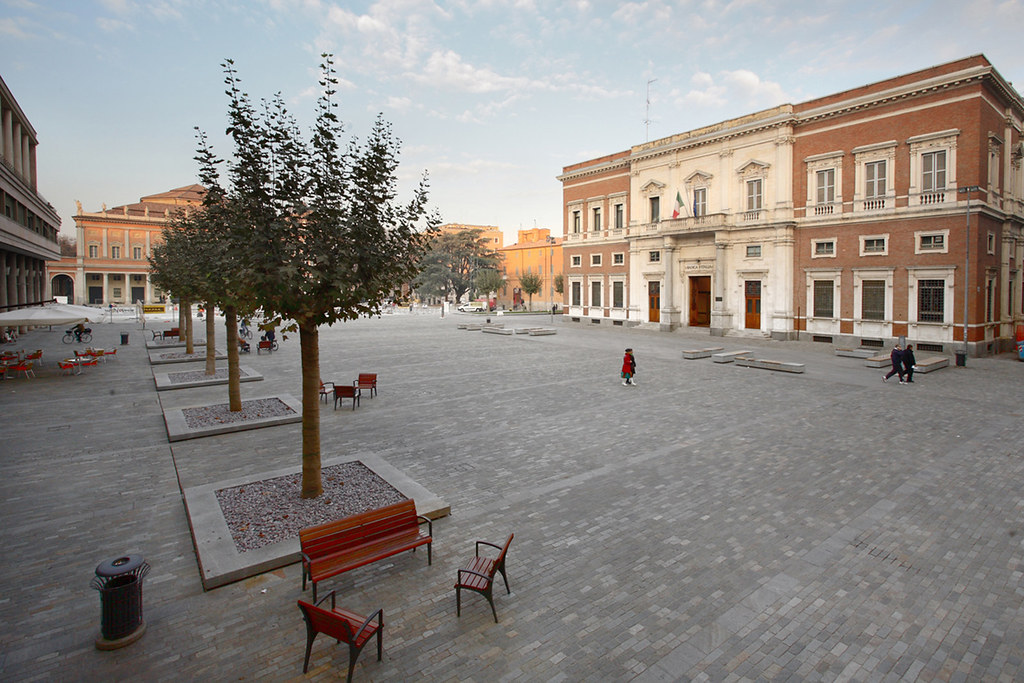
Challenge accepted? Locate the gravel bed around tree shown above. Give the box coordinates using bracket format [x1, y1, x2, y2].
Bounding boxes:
[169, 368, 249, 383]
[182, 398, 293, 428]
[157, 350, 223, 360]
[215, 461, 407, 552]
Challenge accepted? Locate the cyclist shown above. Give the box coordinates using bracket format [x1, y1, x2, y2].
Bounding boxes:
[239, 318, 250, 339]
[74, 322, 86, 343]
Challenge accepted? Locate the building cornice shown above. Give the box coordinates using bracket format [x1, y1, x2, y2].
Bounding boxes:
[556, 157, 630, 183]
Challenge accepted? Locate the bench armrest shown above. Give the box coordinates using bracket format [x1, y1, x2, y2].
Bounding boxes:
[315, 590, 337, 609]
[417, 515, 433, 537]
[475, 540, 502, 556]
[354, 608, 384, 641]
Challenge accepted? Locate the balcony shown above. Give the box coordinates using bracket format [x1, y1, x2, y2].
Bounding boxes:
[862, 198, 886, 211]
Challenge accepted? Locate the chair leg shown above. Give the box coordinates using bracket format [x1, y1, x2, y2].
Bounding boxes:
[346, 643, 361, 683]
[498, 567, 510, 594]
[456, 586, 461, 617]
[302, 629, 317, 673]
[486, 589, 498, 623]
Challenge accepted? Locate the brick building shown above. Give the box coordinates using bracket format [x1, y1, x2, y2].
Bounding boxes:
[557, 55, 1024, 356]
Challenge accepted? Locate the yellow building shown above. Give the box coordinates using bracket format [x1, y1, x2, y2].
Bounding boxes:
[48, 185, 204, 304]
[498, 228, 562, 311]
[437, 222, 503, 250]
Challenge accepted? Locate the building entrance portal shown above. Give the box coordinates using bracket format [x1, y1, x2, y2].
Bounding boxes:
[745, 280, 761, 329]
[648, 281, 660, 323]
[689, 276, 711, 327]
[51, 274, 74, 302]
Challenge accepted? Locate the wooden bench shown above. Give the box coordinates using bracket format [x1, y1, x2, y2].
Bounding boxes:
[914, 356, 949, 373]
[455, 533, 514, 623]
[164, 327, 180, 339]
[297, 591, 382, 681]
[299, 500, 432, 601]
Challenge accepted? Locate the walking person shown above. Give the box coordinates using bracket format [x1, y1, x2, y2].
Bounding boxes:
[883, 344, 905, 384]
[902, 344, 916, 383]
[621, 348, 636, 386]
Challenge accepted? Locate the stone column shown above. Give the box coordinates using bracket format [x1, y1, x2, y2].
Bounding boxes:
[12, 121, 22, 177]
[21, 135, 31, 183]
[15, 254, 27, 333]
[661, 244, 679, 331]
[1, 107, 12, 163]
[710, 239, 732, 336]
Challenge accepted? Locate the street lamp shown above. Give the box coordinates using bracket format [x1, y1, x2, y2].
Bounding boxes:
[958, 185, 981, 366]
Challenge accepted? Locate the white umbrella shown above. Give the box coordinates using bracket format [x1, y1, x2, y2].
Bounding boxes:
[0, 303, 106, 327]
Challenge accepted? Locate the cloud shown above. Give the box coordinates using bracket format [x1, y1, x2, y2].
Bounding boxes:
[96, 17, 134, 32]
[411, 49, 538, 93]
[0, 17, 32, 39]
[679, 69, 787, 110]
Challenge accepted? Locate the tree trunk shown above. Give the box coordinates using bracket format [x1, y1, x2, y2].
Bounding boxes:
[224, 306, 242, 412]
[299, 318, 322, 498]
[178, 299, 187, 335]
[205, 301, 216, 375]
[184, 298, 194, 355]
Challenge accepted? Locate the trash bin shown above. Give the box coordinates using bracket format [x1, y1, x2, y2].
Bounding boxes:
[120, 332, 129, 345]
[955, 351, 966, 366]
[91, 555, 149, 650]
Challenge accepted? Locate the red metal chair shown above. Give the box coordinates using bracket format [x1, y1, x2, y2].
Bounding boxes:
[296, 592, 382, 682]
[319, 380, 334, 403]
[355, 373, 377, 398]
[57, 360, 79, 376]
[333, 384, 360, 410]
[455, 533, 514, 623]
[8, 360, 34, 379]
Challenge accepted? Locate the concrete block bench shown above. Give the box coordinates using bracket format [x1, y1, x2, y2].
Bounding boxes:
[735, 357, 805, 374]
[864, 354, 890, 368]
[527, 328, 557, 336]
[914, 356, 949, 373]
[513, 328, 536, 334]
[712, 350, 752, 363]
[464, 323, 483, 330]
[482, 327, 513, 335]
[682, 347, 724, 360]
[834, 348, 875, 359]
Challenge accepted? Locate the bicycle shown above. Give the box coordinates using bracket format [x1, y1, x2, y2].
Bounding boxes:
[239, 323, 252, 340]
[63, 328, 92, 344]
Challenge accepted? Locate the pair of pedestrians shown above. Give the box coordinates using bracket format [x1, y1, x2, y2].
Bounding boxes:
[883, 343, 917, 384]
[621, 348, 637, 386]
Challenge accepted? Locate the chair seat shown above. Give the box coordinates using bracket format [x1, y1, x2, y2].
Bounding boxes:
[456, 556, 496, 590]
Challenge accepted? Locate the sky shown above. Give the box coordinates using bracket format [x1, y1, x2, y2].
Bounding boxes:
[2, 0, 1023, 245]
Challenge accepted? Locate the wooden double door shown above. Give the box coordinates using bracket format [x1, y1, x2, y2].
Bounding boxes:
[688, 276, 711, 327]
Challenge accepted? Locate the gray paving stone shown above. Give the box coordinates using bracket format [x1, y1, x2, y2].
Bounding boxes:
[2, 312, 1024, 680]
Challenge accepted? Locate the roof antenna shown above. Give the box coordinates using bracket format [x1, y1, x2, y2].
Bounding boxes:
[644, 78, 657, 142]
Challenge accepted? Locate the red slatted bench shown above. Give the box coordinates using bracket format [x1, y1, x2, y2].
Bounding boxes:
[299, 500, 432, 602]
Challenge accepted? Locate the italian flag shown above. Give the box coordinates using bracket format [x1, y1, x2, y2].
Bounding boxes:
[672, 190, 686, 219]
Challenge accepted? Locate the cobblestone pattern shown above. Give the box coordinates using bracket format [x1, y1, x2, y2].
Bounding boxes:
[1, 314, 1023, 681]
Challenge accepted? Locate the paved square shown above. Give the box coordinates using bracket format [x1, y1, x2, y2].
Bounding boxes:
[1, 311, 1023, 681]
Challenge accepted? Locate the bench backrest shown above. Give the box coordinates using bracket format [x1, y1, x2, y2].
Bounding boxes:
[334, 385, 357, 398]
[300, 500, 419, 557]
[357, 373, 377, 386]
[297, 600, 358, 644]
[491, 533, 514, 576]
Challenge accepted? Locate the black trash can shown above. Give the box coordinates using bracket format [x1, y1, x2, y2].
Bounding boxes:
[955, 351, 967, 366]
[120, 332, 129, 345]
[91, 555, 149, 649]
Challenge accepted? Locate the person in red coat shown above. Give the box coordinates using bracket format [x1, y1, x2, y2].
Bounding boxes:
[621, 348, 636, 386]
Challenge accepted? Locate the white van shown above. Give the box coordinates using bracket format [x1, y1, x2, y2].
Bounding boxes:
[458, 301, 487, 312]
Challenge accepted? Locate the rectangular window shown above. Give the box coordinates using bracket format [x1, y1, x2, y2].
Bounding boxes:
[111, 245, 121, 259]
[861, 280, 885, 320]
[746, 179, 762, 211]
[813, 280, 834, 318]
[612, 281, 624, 308]
[918, 279, 945, 322]
[816, 168, 835, 204]
[864, 237, 886, 253]
[133, 246, 142, 260]
[987, 233, 995, 254]
[986, 278, 996, 321]
[572, 211, 581, 234]
[591, 254, 602, 266]
[571, 255, 581, 267]
[693, 188, 707, 217]
[922, 151, 946, 192]
[88, 245, 98, 258]
[865, 160, 886, 198]
[612, 253, 624, 266]
[919, 234, 945, 250]
[814, 240, 835, 256]
[649, 251, 660, 263]
[746, 245, 762, 258]
[614, 204, 624, 229]
[592, 208, 602, 231]
[571, 281, 581, 306]
[112, 287, 122, 298]
[649, 196, 660, 222]
[591, 281, 602, 308]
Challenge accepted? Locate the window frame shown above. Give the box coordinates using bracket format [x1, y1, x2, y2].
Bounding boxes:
[859, 233, 889, 257]
[612, 252, 625, 266]
[745, 244, 762, 259]
[693, 187, 707, 217]
[570, 254, 582, 267]
[649, 196, 660, 223]
[812, 279, 835, 319]
[746, 178, 763, 212]
[812, 238, 837, 259]
[589, 278, 603, 309]
[853, 140, 896, 211]
[915, 229, 949, 255]
[649, 250, 661, 264]
[591, 254, 602, 267]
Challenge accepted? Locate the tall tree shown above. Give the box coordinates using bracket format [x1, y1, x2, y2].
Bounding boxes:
[474, 269, 505, 303]
[519, 271, 543, 311]
[210, 56, 437, 498]
[416, 230, 500, 303]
